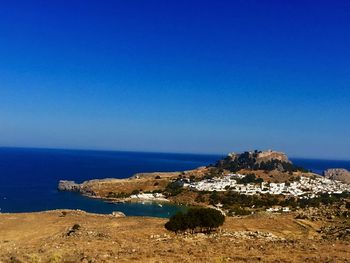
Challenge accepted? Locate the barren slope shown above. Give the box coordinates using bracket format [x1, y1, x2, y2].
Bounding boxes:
[0, 210, 349, 262]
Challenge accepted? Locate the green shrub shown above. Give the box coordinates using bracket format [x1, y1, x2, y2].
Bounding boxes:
[195, 193, 205, 203]
[165, 207, 225, 233]
[209, 191, 220, 205]
[164, 181, 183, 196]
[236, 173, 263, 184]
[106, 192, 130, 198]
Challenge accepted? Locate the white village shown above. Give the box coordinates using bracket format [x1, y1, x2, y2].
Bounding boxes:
[184, 173, 350, 199]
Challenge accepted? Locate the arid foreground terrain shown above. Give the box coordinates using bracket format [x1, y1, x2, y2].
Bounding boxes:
[0, 209, 349, 263]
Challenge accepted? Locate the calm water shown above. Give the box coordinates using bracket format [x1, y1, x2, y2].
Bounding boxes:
[0, 148, 219, 217]
[290, 158, 350, 175]
[0, 148, 349, 217]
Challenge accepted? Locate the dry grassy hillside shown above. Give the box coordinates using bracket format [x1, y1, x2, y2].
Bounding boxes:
[0, 210, 349, 262]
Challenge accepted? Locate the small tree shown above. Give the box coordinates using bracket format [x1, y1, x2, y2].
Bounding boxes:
[165, 208, 225, 234]
[164, 181, 183, 196]
[209, 191, 220, 205]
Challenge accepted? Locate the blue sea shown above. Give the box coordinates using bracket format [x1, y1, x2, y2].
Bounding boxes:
[0, 148, 349, 217]
[0, 148, 219, 217]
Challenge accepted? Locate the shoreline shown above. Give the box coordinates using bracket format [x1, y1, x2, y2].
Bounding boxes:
[86, 195, 173, 205]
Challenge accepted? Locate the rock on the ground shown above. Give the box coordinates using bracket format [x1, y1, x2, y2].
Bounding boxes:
[111, 211, 126, 217]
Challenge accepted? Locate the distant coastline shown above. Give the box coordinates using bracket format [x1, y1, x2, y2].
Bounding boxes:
[56, 150, 350, 217]
[1, 148, 350, 216]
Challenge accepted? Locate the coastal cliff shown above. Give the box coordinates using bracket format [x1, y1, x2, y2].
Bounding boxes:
[58, 180, 81, 191]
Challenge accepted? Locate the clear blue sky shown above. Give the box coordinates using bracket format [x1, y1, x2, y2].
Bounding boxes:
[0, 0, 349, 159]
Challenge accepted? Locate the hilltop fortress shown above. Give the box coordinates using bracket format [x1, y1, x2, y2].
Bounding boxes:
[228, 150, 290, 163]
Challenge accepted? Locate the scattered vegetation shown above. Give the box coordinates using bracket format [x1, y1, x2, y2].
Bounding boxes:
[236, 173, 263, 184]
[131, 189, 141, 195]
[165, 208, 225, 233]
[106, 192, 130, 198]
[195, 192, 206, 203]
[210, 191, 279, 207]
[296, 192, 350, 208]
[164, 180, 183, 196]
[259, 160, 308, 173]
[203, 168, 223, 180]
[189, 175, 196, 181]
[207, 190, 350, 210]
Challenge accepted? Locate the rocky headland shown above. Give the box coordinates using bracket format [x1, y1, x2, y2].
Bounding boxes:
[58, 180, 81, 191]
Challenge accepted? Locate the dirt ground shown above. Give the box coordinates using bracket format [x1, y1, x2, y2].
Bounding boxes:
[0, 210, 349, 263]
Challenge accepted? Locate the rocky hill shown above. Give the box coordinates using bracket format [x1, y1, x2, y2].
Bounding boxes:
[324, 169, 350, 184]
[214, 150, 306, 173]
